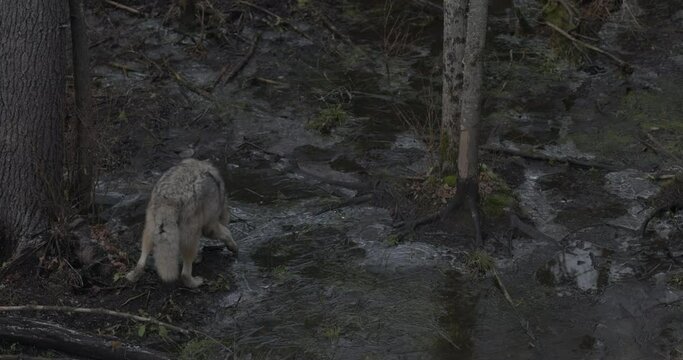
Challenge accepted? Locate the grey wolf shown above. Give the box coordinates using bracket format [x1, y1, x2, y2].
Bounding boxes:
[126, 158, 238, 288]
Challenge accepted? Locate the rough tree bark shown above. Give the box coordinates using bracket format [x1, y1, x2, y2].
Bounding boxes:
[440, 0, 467, 172]
[69, 0, 95, 211]
[0, 0, 67, 259]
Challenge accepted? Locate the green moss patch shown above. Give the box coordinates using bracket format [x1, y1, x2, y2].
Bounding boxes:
[307, 104, 349, 134]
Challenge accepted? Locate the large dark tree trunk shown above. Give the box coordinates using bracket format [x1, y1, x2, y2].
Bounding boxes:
[0, 0, 67, 259]
[69, 0, 95, 211]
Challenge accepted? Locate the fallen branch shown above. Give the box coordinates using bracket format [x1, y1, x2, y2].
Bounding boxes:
[0, 305, 190, 335]
[134, 53, 215, 102]
[311, 10, 353, 45]
[237, 1, 311, 40]
[640, 130, 683, 162]
[543, 21, 629, 69]
[166, 66, 215, 101]
[315, 193, 373, 215]
[490, 268, 537, 344]
[212, 34, 260, 90]
[0, 316, 169, 360]
[0, 355, 75, 360]
[509, 214, 557, 243]
[481, 143, 619, 171]
[103, 0, 142, 16]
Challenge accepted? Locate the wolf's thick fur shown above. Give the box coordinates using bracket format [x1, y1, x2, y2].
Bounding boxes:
[125, 159, 238, 288]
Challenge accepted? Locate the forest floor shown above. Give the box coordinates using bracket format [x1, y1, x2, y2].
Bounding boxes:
[2, 0, 683, 359]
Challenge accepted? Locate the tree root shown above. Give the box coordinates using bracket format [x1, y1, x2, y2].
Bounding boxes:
[395, 178, 483, 247]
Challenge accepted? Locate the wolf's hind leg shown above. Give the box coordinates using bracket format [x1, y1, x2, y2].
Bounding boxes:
[180, 232, 203, 288]
[204, 221, 238, 256]
[126, 227, 153, 283]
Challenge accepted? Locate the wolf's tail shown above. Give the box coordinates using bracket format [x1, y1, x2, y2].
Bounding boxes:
[151, 205, 180, 282]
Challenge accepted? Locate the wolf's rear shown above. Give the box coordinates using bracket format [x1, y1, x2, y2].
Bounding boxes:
[147, 202, 181, 282]
[126, 158, 238, 288]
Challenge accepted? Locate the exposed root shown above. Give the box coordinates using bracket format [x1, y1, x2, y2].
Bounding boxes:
[395, 179, 483, 247]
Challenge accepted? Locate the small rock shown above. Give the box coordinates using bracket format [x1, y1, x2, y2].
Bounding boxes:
[178, 148, 195, 158]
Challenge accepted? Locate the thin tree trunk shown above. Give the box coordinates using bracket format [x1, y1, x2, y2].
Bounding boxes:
[0, 0, 67, 259]
[440, 0, 467, 172]
[456, 0, 489, 246]
[69, 0, 95, 211]
[405, 0, 489, 246]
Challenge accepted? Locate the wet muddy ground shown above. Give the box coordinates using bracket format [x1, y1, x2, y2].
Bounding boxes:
[2, 0, 683, 358]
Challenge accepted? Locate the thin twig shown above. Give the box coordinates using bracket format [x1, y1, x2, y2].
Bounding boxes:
[312, 10, 353, 45]
[237, 1, 311, 40]
[121, 291, 147, 307]
[166, 65, 215, 101]
[104, 0, 142, 15]
[135, 52, 215, 101]
[642, 131, 682, 162]
[543, 21, 628, 68]
[0, 305, 190, 335]
[212, 34, 260, 90]
[491, 268, 537, 343]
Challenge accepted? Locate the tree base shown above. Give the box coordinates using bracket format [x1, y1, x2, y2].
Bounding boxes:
[400, 177, 483, 247]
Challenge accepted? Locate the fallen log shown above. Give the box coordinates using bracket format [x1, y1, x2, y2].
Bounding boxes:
[0, 316, 170, 360]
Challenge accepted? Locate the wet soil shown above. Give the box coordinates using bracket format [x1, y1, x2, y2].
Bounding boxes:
[2, 0, 683, 359]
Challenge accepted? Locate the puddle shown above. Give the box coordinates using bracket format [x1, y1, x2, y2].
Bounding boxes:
[537, 241, 611, 292]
